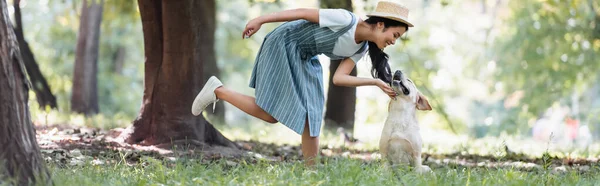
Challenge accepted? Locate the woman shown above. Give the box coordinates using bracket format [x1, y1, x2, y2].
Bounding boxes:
[192, 1, 414, 165]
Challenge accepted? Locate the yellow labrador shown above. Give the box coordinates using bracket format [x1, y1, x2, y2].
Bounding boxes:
[379, 70, 432, 173]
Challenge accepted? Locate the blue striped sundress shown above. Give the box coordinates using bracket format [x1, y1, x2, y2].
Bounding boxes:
[249, 11, 367, 137]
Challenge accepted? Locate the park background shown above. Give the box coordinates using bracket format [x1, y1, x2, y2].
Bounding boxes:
[2, 0, 600, 185]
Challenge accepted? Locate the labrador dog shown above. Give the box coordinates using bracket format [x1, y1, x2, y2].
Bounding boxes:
[379, 70, 432, 173]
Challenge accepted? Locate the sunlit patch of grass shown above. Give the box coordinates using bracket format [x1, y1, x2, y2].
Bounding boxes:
[214, 120, 600, 160]
[29, 92, 600, 161]
[48, 155, 600, 186]
[30, 107, 134, 130]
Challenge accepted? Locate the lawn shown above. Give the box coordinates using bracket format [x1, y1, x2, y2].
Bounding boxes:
[39, 128, 599, 186]
[48, 156, 600, 186]
[34, 119, 600, 186]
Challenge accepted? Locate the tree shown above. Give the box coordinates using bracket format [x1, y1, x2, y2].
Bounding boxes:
[71, 0, 104, 115]
[124, 0, 236, 148]
[492, 0, 599, 130]
[0, 0, 51, 184]
[13, 0, 57, 110]
[321, 0, 357, 133]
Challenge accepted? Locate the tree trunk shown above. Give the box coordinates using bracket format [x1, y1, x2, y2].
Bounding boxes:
[321, 0, 356, 133]
[201, 0, 225, 124]
[13, 0, 57, 110]
[0, 0, 51, 184]
[112, 45, 126, 75]
[125, 0, 236, 148]
[71, 0, 103, 115]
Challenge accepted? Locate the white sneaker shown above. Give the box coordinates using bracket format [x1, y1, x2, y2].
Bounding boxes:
[191, 76, 223, 116]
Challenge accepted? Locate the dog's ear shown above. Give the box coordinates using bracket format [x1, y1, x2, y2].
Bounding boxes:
[416, 93, 432, 111]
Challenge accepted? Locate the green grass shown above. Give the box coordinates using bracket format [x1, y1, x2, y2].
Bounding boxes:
[31, 108, 600, 185]
[48, 156, 600, 186]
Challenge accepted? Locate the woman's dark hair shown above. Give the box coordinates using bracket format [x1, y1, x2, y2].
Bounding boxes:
[364, 16, 409, 84]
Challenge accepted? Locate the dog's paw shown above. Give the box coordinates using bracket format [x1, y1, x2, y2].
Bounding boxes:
[415, 165, 432, 174]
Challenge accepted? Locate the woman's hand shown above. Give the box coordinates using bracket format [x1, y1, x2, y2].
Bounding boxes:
[242, 18, 262, 39]
[332, 58, 396, 100]
[375, 79, 397, 99]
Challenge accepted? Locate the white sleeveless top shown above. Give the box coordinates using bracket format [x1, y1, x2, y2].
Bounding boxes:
[319, 9, 368, 63]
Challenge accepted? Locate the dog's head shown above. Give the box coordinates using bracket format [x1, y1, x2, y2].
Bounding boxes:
[391, 70, 432, 111]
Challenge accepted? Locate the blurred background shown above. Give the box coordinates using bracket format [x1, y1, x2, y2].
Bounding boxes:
[13, 0, 600, 156]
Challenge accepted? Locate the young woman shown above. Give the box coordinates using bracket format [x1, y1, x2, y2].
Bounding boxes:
[192, 1, 414, 165]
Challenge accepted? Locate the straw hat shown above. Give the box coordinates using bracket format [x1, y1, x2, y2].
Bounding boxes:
[367, 1, 414, 27]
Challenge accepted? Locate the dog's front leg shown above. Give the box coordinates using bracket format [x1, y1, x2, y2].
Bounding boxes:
[412, 155, 431, 173]
[409, 134, 431, 174]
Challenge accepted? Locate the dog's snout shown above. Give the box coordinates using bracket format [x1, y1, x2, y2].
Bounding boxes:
[393, 70, 403, 80]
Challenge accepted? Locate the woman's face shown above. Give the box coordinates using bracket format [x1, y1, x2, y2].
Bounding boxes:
[373, 23, 407, 49]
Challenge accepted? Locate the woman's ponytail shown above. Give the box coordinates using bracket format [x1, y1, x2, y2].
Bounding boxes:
[368, 41, 392, 84]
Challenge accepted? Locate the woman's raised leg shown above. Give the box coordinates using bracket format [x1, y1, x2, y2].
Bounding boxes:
[214, 86, 278, 123]
[213, 85, 319, 166]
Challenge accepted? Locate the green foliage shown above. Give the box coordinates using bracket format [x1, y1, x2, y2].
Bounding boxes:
[320, 0, 352, 10]
[215, 0, 257, 83]
[493, 0, 600, 124]
[388, 18, 465, 133]
[25, 0, 284, 127]
[249, 0, 283, 5]
[103, 0, 138, 20]
[470, 99, 530, 137]
[20, 0, 600, 139]
[23, 0, 143, 126]
[214, 0, 283, 91]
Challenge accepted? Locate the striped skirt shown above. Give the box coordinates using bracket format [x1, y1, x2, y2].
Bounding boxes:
[249, 21, 326, 137]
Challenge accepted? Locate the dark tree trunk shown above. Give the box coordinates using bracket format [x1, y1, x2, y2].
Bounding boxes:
[0, 0, 51, 185]
[321, 0, 356, 133]
[112, 46, 126, 74]
[125, 0, 236, 148]
[200, 0, 225, 124]
[13, 0, 57, 109]
[71, 0, 103, 115]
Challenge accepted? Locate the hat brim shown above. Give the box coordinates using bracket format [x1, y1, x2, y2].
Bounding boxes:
[367, 12, 414, 27]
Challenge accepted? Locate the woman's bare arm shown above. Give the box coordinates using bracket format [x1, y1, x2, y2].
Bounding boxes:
[243, 8, 319, 38]
[333, 58, 397, 98]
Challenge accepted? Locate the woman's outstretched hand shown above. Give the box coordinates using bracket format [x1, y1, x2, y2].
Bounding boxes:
[376, 79, 397, 99]
[242, 18, 262, 39]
